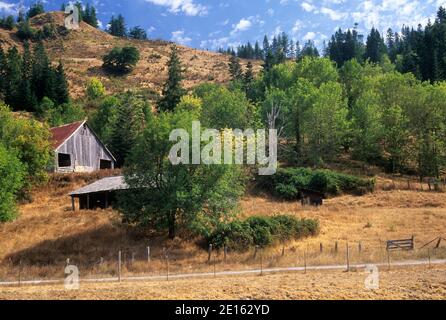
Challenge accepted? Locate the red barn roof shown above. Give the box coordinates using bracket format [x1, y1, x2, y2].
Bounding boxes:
[50, 120, 85, 149]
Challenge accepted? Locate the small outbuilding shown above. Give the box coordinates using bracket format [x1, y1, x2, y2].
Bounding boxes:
[50, 120, 116, 173]
[69, 176, 129, 211]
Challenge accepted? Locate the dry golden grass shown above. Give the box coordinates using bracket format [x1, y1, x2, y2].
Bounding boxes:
[0, 12, 262, 100]
[0, 265, 445, 300]
[0, 171, 445, 283]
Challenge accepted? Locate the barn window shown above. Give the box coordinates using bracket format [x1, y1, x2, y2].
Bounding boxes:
[100, 159, 112, 170]
[58, 153, 72, 168]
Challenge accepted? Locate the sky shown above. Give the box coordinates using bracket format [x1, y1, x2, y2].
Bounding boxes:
[1, 0, 446, 50]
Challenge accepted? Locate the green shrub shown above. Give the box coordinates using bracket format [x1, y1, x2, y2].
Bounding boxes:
[207, 215, 319, 251]
[261, 167, 375, 199]
[0, 144, 25, 222]
[16, 21, 36, 40]
[102, 46, 140, 74]
[207, 221, 253, 251]
[246, 216, 276, 246]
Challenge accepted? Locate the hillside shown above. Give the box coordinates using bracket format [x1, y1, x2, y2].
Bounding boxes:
[0, 12, 262, 100]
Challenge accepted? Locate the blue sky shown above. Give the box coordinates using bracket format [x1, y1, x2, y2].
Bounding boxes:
[2, 0, 446, 50]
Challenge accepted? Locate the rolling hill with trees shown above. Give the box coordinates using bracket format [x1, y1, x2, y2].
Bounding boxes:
[0, 11, 260, 100]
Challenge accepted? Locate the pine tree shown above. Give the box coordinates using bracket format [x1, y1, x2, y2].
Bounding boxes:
[108, 15, 126, 37]
[19, 41, 37, 111]
[110, 93, 147, 166]
[32, 42, 55, 102]
[158, 45, 185, 112]
[27, 1, 45, 19]
[364, 28, 386, 63]
[228, 55, 243, 82]
[0, 47, 6, 99]
[243, 61, 255, 100]
[5, 47, 22, 110]
[54, 61, 70, 105]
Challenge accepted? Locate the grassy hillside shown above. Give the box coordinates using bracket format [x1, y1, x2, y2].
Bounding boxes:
[0, 171, 445, 283]
[0, 12, 261, 100]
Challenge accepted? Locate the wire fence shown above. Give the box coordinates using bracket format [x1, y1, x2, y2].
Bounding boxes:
[1, 238, 445, 286]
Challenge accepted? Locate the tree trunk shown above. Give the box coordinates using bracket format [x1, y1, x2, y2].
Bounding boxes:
[168, 212, 176, 240]
[295, 112, 301, 162]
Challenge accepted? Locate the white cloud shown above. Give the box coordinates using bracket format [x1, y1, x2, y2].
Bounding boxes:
[231, 18, 252, 35]
[0, 1, 17, 14]
[171, 30, 192, 45]
[320, 7, 348, 21]
[303, 31, 316, 41]
[145, 0, 207, 16]
[301, 2, 316, 12]
[292, 20, 304, 34]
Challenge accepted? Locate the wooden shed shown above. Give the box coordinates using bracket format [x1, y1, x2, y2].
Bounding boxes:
[50, 120, 116, 173]
[69, 176, 129, 210]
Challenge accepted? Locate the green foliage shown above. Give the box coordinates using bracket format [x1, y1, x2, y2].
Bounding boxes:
[27, 1, 45, 19]
[228, 55, 243, 82]
[128, 26, 147, 40]
[0, 42, 71, 113]
[16, 21, 37, 40]
[108, 15, 126, 37]
[41, 99, 85, 127]
[0, 15, 15, 30]
[86, 77, 106, 100]
[260, 168, 375, 199]
[88, 96, 120, 144]
[0, 144, 25, 222]
[196, 83, 256, 129]
[102, 46, 140, 74]
[109, 92, 151, 166]
[118, 109, 245, 239]
[207, 215, 319, 250]
[0, 103, 52, 188]
[364, 28, 387, 63]
[327, 27, 365, 66]
[158, 45, 186, 112]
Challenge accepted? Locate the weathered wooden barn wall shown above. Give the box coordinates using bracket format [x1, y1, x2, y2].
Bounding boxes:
[56, 124, 114, 172]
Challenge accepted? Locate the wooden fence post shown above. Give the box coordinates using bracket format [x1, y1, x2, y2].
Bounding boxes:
[358, 242, 362, 254]
[387, 249, 391, 271]
[147, 246, 151, 262]
[260, 248, 263, 276]
[164, 248, 169, 281]
[320, 243, 323, 253]
[118, 251, 122, 282]
[282, 245, 285, 257]
[18, 260, 22, 287]
[208, 244, 213, 262]
[254, 246, 259, 259]
[346, 242, 350, 272]
[335, 241, 338, 254]
[428, 248, 431, 269]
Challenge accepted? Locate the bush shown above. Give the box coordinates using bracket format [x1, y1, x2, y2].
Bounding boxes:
[16, 21, 36, 40]
[0, 144, 25, 222]
[207, 215, 319, 250]
[86, 78, 106, 100]
[102, 46, 140, 73]
[0, 103, 52, 187]
[207, 221, 253, 251]
[260, 167, 375, 199]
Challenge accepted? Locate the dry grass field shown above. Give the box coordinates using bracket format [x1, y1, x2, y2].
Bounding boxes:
[0, 12, 261, 100]
[0, 171, 446, 299]
[0, 265, 445, 300]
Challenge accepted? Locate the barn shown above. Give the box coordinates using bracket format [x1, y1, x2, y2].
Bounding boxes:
[50, 120, 116, 173]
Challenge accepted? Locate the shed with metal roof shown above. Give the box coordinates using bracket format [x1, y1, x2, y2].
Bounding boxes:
[69, 176, 129, 210]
